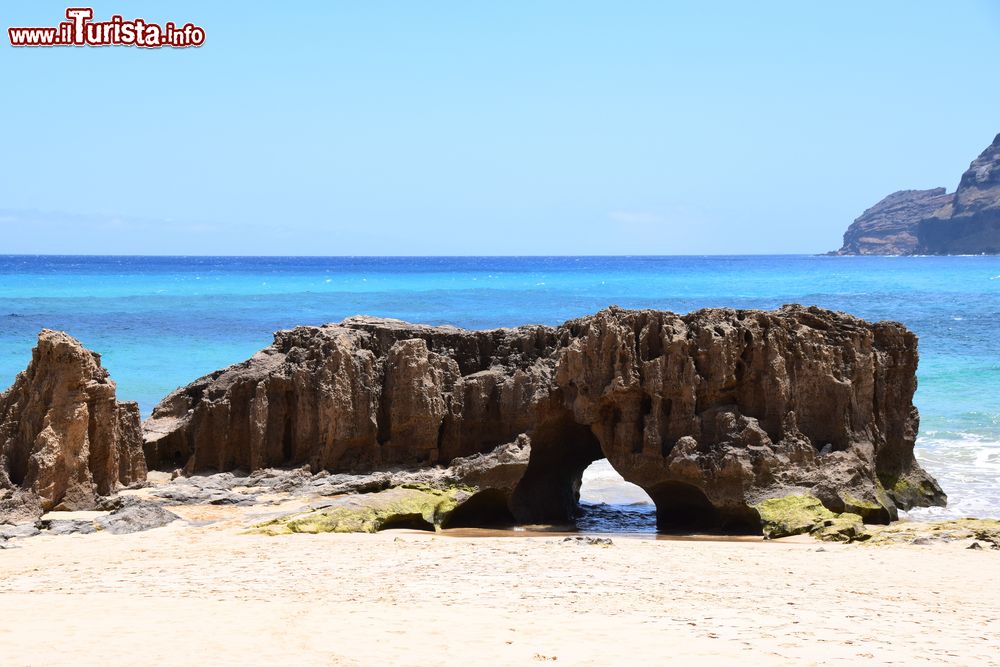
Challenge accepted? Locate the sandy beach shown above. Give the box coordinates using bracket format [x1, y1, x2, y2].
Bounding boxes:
[1, 502, 997, 667]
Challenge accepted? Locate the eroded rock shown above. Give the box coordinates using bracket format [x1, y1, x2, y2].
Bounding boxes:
[0, 488, 44, 525]
[250, 484, 472, 534]
[754, 495, 870, 542]
[866, 518, 1000, 548]
[144, 306, 946, 533]
[0, 331, 146, 511]
[95, 499, 180, 534]
[0, 523, 41, 540]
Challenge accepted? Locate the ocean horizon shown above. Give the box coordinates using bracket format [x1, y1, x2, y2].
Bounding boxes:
[2, 254, 998, 521]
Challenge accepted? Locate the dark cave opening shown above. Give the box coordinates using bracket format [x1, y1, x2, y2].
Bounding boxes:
[378, 513, 436, 532]
[649, 481, 720, 532]
[441, 488, 517, 529]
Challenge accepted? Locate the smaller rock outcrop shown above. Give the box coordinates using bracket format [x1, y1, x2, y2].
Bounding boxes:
[865, 518, 1000, 548]
[251, 485, 472, 534]
[0, 488, 44, 525]
[831, 188, 951, 255]
[0, 331, 146, 513]
[95, 498, 180, 535]
[754, 495, 869, 542]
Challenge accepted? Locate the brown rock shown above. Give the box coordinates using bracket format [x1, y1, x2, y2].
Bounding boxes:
[143, 306, 945, 531]
[0, 331, 146, 511]
[0, 488, 44, 525]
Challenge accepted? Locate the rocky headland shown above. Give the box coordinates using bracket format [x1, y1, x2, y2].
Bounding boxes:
[832, 133, 1000, 255]
[0, 305, 955, 547]
[832, 188, 952, 255]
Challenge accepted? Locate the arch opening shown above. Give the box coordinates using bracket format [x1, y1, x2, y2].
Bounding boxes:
[577, 459, 657, 533]
[510, 402, 604, 524]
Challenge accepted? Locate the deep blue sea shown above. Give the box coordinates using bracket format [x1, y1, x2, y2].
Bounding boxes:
[1, 255, 997, 520]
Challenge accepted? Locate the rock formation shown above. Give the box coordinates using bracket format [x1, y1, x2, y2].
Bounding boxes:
[832, 133, 1000, 255]
[917, 133, 1000, 254]
[831, 188, 951, 255]
[0, 331, 146, 513]
[143, 306, 945, 531]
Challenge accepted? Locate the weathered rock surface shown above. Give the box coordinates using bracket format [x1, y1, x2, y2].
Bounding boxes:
[865, 518, 1000, 548]
[831, 188, 951, 255]
[0, 331, 146, 512]
[94, 499, 180, 534]
[754, 495, 869, 542]
[0, 488, 44, 525]
[0, 522, 41, 540]
[917, 133, 1000, 254]
[832, 133, 1000, 255]
[144, 306, 945, 532]
[251, 485, 472, 535]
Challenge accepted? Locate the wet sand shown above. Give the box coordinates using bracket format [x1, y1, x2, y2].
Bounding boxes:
[1, 505, 997, 666]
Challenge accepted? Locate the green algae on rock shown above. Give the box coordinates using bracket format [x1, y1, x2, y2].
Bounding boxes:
[753, 495, 870, 542]
[839, 490, 894, 524]
[865, 518, 1000, 548]
[250, 485, 475, 535]
[810, 515, 868, 543]
[878, 473, 947, 511]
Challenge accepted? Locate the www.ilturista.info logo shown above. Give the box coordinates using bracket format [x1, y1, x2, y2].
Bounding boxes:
[8, 8, 205, 48]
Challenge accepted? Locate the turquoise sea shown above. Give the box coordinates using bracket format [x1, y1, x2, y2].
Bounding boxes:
[1, 255, 997, 520]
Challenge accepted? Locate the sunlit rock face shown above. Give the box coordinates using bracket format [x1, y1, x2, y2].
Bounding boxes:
[142, 306, 945, 531]
[0, 330, 146, 514]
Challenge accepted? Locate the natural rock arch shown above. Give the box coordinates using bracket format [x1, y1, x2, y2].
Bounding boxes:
[140, 306, 947, 530]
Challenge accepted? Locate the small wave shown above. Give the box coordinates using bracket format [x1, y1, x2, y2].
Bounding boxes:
[577, 501, 657, 533]
[913, 433, 1000, 520]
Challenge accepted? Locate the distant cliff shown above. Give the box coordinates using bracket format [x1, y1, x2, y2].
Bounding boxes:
[832, 133, 1000, 255]
[917, 134, 1000, 254]
[831, 188, 951, 255]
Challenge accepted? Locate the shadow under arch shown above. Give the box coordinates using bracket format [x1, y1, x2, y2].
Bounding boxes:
[647, 480, 760, 534]
[647, 481, 720, 532]
[509, 399, 604, 524]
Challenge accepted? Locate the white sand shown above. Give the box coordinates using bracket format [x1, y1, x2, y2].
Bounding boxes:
[1, 509, 997, 666]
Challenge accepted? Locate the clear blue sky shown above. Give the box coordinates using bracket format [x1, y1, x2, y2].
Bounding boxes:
[2, 1, 999, 255]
